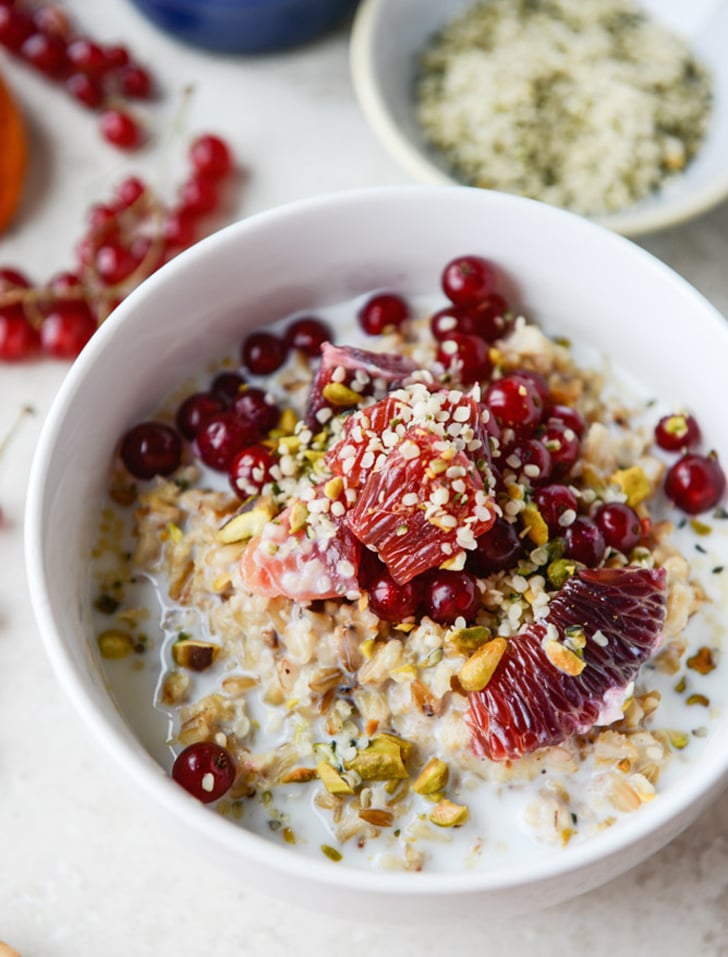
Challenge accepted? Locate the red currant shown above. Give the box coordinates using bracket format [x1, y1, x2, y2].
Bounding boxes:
[532, 484, 578, 533]
[594, 502, 642, 554]
[284, 316, 332, 357]
[367, 568, 422, 621]
[32, 6, 71, 39]
[665, 452, 726, 514]
[241, 332, 287, 376]
[470, 518, 522, 574]
[0, 267, 32, 291]
[178, 174, 219, 218]
[40, 300, 97, 359]
[510, 438, 552, 484]
[20, 31, 67, 77]
[65, 72, 104, 109]
[67, 37, 107, 76]
[540, 419, 581, 477]
[100, 109, 144, 150]
[120, 421, 182, 479]
[513, 368, 550, 406]
[654, 413, 701, 452]
[229, 444, 275, 498]
[164, 209, 197, 251]
[115, 175, 147, 210]
[175, 391, 226, 441]
[441, 255, 496, 307]
[423, 570, 480, 625]
[0, 309, 40, 361]
[357, 292, 409, 336]
[189, 134, 233, 180]
[437, 333, 492, 384]
[211, 371, 246, 405]
[564, 516, 605, 567]
[171, 742, 235, 804]
[468, 293, 511, 342]
[103, 44, 129, 70]
[195, 412, 256, 471]
[96, 241, 138, 286]
[430, 305, 473, 341]
[117, 63, 152, 99]
[0, 6, 33, 53]
[547, 404, 586, 439]
[485, 374, 544, 433]
[231, 387, 280, 434]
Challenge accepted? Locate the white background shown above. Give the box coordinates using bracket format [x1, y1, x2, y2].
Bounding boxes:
[1, 1, 728, 954]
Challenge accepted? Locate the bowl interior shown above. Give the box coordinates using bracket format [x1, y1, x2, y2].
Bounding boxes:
[26, 186, 728, 917]
[350, 0, 728, 236]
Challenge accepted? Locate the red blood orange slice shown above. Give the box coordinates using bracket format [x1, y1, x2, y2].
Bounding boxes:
[346, 427, 495, 584]
[305, 343, 419, 426]
[466, 566, 667, 760]
[240, 503, 361, 602]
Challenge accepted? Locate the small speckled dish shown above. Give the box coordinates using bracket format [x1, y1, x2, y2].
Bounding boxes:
[350, 0, 728, 236]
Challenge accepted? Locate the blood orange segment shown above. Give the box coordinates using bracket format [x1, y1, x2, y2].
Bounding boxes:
[466, 566, 667, 761]
[240, 503, 360, 602]
[305, 342, 419, 426]
[326, 387, 493, 490]
[346, 426, 495, 584]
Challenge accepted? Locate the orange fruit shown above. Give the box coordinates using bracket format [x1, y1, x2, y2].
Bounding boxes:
[0, 68, 27, 234]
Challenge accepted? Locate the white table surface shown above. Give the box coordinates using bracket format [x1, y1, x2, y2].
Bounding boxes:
[2, 2, 728, 954]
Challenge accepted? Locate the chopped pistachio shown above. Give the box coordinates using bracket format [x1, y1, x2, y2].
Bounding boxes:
[687, 646, 717, 675]
[450, 625, 491, 653]
[316, 761, 356, 795]
[547, 557, 577, 588]
[544, 640, 585, 676]
[359, 808, 395, 827]
[277, 435, 301, 454]
[668, 730, 689, 750]
[610, 466, 651, 507]
[521, 504, 549, 546]
[438, 550, 467, 571]
[280, 767, 318, 784]
[168, 522, 184, 543]
[690, 519, 712, 536]
[458, 637, 508, 692]
[686, 693, 710, 707]
[429, 799, 469, 828]
[172, 638, 220, 672]
[321, 382, 362, 407]
[289, 500, 309, 534]
[97, 628, 134, 659]
[413, 757, 449, 795]
[282, 827, 296, 845]
[345, 734, 410, 781]
[323, 476, 343, 500]
[321, 844, 342, 862]
[217, 502, 275, 543]
[278, 407, 298, 434]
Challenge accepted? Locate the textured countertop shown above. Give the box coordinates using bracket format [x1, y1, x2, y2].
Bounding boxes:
[2, 2, 728, 954]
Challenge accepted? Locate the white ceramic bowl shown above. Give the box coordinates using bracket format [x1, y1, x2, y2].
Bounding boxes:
[26, 186, 728, 921]
[350, 0, 728, 237]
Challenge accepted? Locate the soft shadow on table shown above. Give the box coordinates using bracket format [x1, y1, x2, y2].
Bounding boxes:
[5, 86, 56, 239]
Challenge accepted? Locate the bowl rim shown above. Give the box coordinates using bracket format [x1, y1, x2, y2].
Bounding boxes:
[25, 184, 728, 900]
[349, 0, 728, 238]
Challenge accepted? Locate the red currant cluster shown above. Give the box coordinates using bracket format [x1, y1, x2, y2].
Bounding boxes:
[119, 313, 333, 499]
[0, 133, 234, 362]
[0, 0, 153, 148]
[655, 413, 726, 514]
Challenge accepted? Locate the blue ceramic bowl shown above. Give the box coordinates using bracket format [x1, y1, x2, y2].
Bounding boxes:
[129, 0, 358, 53]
